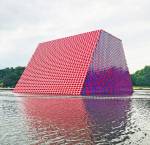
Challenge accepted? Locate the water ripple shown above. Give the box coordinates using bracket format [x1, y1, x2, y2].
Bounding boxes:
[0, 91, 150, 144]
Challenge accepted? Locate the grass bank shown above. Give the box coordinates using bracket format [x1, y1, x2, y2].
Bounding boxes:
[133, 86, 150, 90]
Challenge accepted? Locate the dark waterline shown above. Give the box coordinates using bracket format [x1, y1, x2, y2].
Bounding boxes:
[0, 91, 150, 145]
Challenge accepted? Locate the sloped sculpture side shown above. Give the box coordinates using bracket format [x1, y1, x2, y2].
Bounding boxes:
[13, 30, 100, 95]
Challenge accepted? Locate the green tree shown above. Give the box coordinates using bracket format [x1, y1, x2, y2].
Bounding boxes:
[0, 66, 25, 88]
[131, 66, 150, 86]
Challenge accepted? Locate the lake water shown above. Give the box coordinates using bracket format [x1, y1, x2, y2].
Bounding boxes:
[0, 91, 150, 145]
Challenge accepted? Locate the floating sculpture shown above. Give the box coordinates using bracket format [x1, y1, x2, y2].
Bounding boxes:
[14, 30, 133, 95]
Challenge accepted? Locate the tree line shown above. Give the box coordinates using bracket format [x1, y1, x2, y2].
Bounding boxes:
[0, 66, 149, 88]
[131, 65, 150, 87]
[0, 67, 25, 88]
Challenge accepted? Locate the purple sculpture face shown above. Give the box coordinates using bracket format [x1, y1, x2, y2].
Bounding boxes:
[81, 31, 133, 95]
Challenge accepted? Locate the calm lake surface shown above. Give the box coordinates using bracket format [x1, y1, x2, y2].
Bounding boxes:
[0, 91, 150, 145]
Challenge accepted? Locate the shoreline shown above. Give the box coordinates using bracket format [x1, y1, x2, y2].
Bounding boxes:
[0, 88, 14, 90]
[133, 87, 150, 90]
[0, 88, 150, 91]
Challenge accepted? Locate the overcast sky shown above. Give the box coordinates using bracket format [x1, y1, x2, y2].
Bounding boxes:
[0, 0, 149, 73]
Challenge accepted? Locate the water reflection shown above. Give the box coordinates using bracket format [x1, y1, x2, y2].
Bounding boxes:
[22, 98, 92, 144]
[83, 99, 131, 144]
[22, 97, 131, 144]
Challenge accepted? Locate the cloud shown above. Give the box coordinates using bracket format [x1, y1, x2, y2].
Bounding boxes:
[0, 0, 149, 73]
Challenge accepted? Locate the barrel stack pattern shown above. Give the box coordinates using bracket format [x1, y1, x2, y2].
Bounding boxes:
[14, 30, 133, 95]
